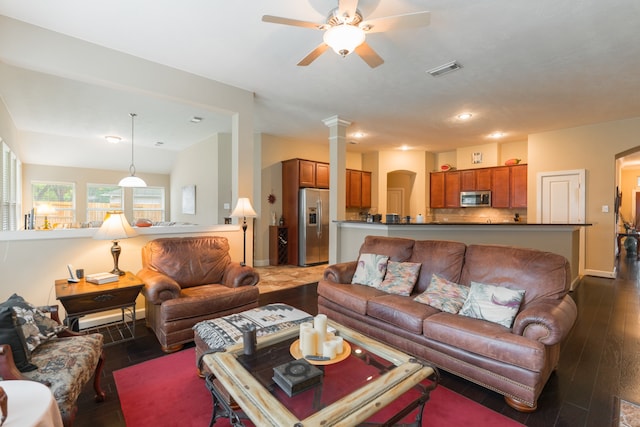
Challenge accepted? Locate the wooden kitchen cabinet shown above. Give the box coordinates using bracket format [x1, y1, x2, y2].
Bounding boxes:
[476, 169, 492, 190]
[361, 171, 371, 208]
[460, 170, 476, 191]
[510, 164, 528, 208]
[491, 166, 511, 208]
[430, 172, 445, 208]
[288, 158, 330, 188]
[461, 169, 492, 191]
[445, 171, 461, 207]
[346, 169, 372, 208]
[316, 162, 330, 188]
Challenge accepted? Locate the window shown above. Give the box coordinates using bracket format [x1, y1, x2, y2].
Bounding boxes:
[31, 181, 75, 229]
[133, 187, 165, 223]
[87, 184, 124, 223]
[2, 142, 21, 231]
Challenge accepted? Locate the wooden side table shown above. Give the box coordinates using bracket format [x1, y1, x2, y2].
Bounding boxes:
[55, 271, 144, 344]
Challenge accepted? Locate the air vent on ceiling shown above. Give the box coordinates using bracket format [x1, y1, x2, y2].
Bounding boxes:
[427, 61, 462, 77]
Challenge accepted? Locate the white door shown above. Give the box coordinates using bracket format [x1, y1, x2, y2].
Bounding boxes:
[387, 188, 404, 216]
[537, 170, 585, 223]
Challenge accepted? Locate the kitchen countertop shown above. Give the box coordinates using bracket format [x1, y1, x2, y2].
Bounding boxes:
[336, 220, 591, 226]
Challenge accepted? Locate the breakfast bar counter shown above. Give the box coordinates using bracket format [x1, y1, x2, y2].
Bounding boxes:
[335, 221, 589, 289]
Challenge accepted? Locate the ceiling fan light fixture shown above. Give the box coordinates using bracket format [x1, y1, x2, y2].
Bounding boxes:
[323, 24, 365, 57]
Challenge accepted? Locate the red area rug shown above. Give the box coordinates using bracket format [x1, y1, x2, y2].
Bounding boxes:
[115, 347, 523, 427]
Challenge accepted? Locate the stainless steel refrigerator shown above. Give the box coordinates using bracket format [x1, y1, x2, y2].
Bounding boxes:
[298, 188, 330, 266]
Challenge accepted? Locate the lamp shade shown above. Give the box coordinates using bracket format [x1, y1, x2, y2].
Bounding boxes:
[230, 198, 257, 218]
[323, 24, 365, 56]
[93, 212, 138, 241]
[118, 175, 147, 187]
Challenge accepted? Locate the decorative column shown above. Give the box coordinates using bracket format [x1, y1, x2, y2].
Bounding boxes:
[323, 115, 351, 264]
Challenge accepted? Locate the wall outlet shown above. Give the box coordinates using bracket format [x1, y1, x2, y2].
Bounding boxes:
[224, 203, 230, 210]
[602, 205, 609, 213]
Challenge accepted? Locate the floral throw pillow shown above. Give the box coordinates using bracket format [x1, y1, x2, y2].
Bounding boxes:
[376, 261, 422, 296]
[458, 281, 525, 328]
[11, 296, 66, 354]
[351, 253, 389, 287]
[413, 274, 469, 313]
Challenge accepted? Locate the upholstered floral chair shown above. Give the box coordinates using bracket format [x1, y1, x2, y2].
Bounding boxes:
[0, 294, 105, 427]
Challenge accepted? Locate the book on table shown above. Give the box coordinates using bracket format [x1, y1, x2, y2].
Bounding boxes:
[85, 272, 119, 284]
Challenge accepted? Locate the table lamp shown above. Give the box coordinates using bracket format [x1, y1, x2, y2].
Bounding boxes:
[230, 197, 257, 266]
[93, 211, 138, 275]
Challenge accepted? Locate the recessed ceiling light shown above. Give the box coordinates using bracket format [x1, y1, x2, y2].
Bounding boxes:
[105, 136, 121, 144]
[400, 145, 410, 151]
[457, 113, 473, 120]
[427, 61, 462, 77]
[353, 132, 365, 138]
[489, 131, 505, 139]
[190, 116, 203, 123]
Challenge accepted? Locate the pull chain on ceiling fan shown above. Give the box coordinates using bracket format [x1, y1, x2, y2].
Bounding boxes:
[262, 0, 430, 68]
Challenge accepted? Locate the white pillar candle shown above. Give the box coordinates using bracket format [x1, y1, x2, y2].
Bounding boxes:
[314, 314, 327, 345]
[332, 336, 344, 354]
[301, 328, 317, 356]
[322, 340, 337, 359]
[299, 322, 313, 351]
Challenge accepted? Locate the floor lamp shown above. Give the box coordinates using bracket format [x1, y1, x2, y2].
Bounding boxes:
[230, 197, 257, 266]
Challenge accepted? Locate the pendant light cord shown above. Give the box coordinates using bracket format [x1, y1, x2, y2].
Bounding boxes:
[129, 113, 137, 176]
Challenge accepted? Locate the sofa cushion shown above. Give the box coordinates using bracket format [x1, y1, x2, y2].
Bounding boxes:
[10, 297, 66, 354]
[0, 295, 36, 372]
[160, 284, 259, 322]
[23, 333, 103, 418]
[458, 281, 525, 328]
[408, 240, 467, 293]
[423, 312, 546, 372]
[141, 236, 232, 288]
[358, 236, 415, 262]
[375, 261, 421, 296]
[460, 244, 570, 305]
[367, 295, 438, 334]
[317, 282, 386, 315]
[351, 253, 389, 287]
[413, 274, 469, 314]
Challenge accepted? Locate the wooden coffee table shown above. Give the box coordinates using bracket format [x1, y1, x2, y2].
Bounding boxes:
[201, 320, 438, 427]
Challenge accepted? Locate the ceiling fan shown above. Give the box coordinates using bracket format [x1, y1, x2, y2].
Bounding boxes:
[262, 0, 430, 68]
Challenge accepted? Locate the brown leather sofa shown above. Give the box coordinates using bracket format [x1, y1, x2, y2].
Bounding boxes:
[138, 236, 260, 352]
[318, 236, 577, 412]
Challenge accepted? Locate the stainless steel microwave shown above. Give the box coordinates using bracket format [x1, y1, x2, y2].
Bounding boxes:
[460, 191, 491, 207]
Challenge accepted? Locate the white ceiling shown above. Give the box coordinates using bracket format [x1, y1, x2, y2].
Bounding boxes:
[1, 0, 639, 174]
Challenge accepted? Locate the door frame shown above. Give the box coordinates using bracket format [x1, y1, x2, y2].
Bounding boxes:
[536, 169, 586, 283]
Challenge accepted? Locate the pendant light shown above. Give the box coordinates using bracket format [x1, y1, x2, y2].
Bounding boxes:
[118, 113, 147, 187]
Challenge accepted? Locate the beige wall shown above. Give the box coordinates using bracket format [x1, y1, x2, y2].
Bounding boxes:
[528, 117, 640, 275]
[23, 164, 169, 223]
[170, 135, 220, 225]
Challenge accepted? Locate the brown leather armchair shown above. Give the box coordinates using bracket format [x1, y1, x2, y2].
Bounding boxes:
[138, 236, 260, 353]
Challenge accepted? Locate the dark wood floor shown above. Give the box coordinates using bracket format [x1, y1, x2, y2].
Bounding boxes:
[74, 259, 639, 427]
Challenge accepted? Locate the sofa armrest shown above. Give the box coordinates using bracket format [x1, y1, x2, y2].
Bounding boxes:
[512, 295, 577, 345]
[0, 345, 30, 381]
[222, 263, 260, 288]
[323, 261, 358, 284]
[138, 268, 181, 305]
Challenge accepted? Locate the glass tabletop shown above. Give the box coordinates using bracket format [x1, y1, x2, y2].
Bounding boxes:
[203, 320, 437, 427]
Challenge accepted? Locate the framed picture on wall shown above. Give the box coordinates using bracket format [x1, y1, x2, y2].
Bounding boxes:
[182, 185, 196, 214]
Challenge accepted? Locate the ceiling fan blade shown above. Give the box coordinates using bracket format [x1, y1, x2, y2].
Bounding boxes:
[338, 0, 359, 22]
[262, 15, 323, 30]
[360, 11, 431, 34]
[297, 43, 330, 66]
[354, 42, 384, 68]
